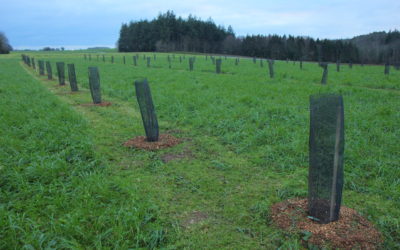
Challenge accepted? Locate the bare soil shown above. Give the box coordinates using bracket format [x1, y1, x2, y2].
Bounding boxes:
[270, 198, 382, 249]
[123, 134, 181, 150]
[79, 102, 112, 107]
[161, 147, 193, 163]
[181, 211, 209, 229]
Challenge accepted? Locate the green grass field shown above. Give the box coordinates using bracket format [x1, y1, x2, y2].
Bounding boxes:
[1, 51, 399, 249]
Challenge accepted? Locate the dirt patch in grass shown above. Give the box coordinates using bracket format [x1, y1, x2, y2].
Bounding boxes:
[270, 198, 382, 249]
[181, 211, 209, 229]
[79, 102, 112, 107]
[123, 134, 181, 150]
[161, 147, 193, 163]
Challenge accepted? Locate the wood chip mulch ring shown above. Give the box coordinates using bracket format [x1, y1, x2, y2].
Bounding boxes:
[270, 198, 382, 249]
[79, 102, 112, 107]
[123, 134, 181, 150]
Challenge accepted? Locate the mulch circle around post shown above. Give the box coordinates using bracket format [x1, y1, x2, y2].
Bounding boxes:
[270, 198, 382, 249]
[123, 134, 181, 150]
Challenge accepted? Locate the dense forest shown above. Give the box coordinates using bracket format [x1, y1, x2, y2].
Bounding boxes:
[0, 32, 12, 54]
[118, 11, 400, 64]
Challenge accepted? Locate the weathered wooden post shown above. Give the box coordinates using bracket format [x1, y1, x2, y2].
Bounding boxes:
[88, 67, 102, 104]
[336, 60, 340, 72]
[349, 61, 353, 69]
[56, 62, 65, 85]
[267, 59, 274, 78]
[133, 56, 137, 66]
[26, 56, 31, 67]
[189, 57, 194, 71]
[45, 61, 53, 80]
[67, 64, 79, 91]
[320, 62, 328, 85]
[134, 78, 159, 142]
[384, 62, 390, 75]
[32, 58, 36, 69]
[260, 59, 264, 67]
[39, 60, 45, 75]
[167, 55, 172, 68]
[309, 94, 344, 224]
[300, 60, 303, 70]
[147, 57, 151, 67]
[216, 58, 222, 74]
[235, 58, 238, 66]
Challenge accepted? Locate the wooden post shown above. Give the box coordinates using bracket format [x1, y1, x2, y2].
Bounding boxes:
[88, 67, 102, 104]
[46, 61, 53, 80]
[39, 60, 45, 75]
[268, 59, 274, 78]
[56, 62, 65, 85]
[67, 64, 79, 91]
[320, 62, 328, 85]
[384, 62, 390, 75]
[189, 57, 194, 71]
[216, 58, 222, 74]
[135, 79, 159, 142]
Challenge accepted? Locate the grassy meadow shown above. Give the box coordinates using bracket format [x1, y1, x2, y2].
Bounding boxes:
[1, 51, 399, 249]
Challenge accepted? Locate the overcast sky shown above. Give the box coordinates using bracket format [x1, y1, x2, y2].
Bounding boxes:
[1, 0, 399, 50]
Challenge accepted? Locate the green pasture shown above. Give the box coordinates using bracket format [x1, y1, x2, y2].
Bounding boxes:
[1, 51, 399, 249]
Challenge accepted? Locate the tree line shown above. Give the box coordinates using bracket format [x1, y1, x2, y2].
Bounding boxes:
[0, 32, 12, 54]
[118, 11, 400, 64]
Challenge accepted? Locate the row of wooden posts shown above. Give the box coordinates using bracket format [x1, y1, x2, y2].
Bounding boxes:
[82, 53, 395, 85]
[22, 53, 347, 224]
